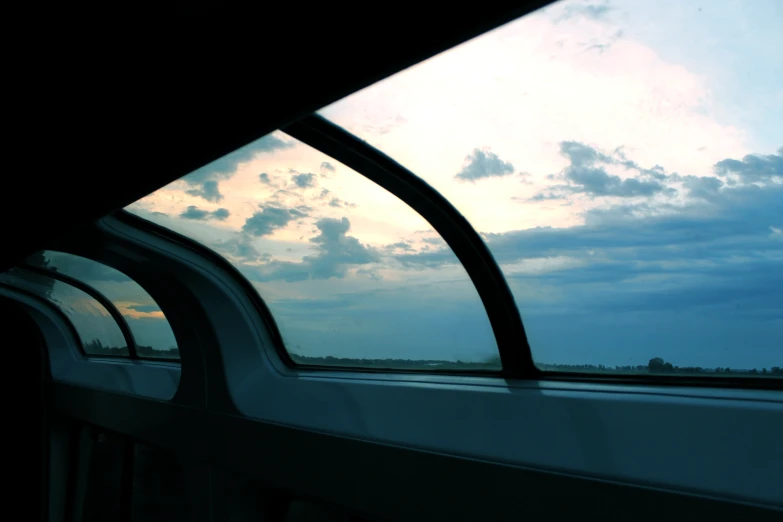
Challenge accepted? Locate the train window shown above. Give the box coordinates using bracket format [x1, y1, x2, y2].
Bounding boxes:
[0, 268, 129, 356]
[126, 133, 500, 370]
[30, 251, 179, 359]
[319, 0, 783, 377]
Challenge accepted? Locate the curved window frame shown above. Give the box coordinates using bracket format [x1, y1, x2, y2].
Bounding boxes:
[12, 263, 181, 363]
[0, 280, 86, 354]
[281, 116, 531, 377]
[18, 264, 137, 359]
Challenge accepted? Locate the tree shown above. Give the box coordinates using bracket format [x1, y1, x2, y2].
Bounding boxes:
[648, 357, 665, 372]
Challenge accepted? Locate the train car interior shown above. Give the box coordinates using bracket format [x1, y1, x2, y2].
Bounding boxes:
[4, 1, 781, 520]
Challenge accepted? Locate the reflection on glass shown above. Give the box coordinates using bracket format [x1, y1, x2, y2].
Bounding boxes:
[1, 268, 128, 356]
[125, 133, 500, 370]
[27, 251, 180, 359]
[315, 0, 782, 376]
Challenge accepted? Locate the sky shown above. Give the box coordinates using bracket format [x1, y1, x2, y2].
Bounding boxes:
[124, 0, 781, 369]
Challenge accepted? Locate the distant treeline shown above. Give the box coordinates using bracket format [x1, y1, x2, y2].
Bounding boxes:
[137, 345, 180, 359]
[291, 354, 501, 370]
[84, 339, 180, 359]
[80, 342, 780, 377]
[538, 357, 782, 377]
[292, 354, 782, 377]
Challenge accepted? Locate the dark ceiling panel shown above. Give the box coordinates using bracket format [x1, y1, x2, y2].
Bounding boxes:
[6, 3, 554, 271]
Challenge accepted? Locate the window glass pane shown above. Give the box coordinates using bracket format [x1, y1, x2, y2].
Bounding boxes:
[126, 133, 499, 370]
[0, 268, 128, 356]
[28, 251, 180, 359]
[318, 0, 783, 376]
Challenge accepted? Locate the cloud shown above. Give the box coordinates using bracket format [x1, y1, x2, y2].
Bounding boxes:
[555, 2, 613, 23]
[356, 268, 383, 281]
[559, 141, 671, 197]
[320, 161, 335, 172]
[713, 147, 783, 182]
[679, 175, 723, 201]
[180, 206, 209, 219]
[560, 141, 613, 167]
[492, 190, 781, 267]
[179, 205, 231, 221]
[614, 148, 668, 180]
[186, 180, 223, 202]
[244, 217, 380, 282]
[383, 241, 414, 252]
[455, 148, 515, 181]
[126, 304, 161, 314]
[399, 148, 783, 271]
[422, 237, 445, 247]
[272, 189, 301, 200]
[536, 143, 780, 205]
[526, 192, 567, 202]
[292, 172, 317, 188]
[214, 235, 265, 263]
[323, 194, 356, 208]
[259, 173, 271, 184]
[532, 141, 674, 199]
[566, 166, 669, 198]
[242, 205, 307, 236]
[212, 208, 230, 220]
[182, 134, 293, 201]
[414, 237, 445, 253]
[502, 253, 783, 365]
[185, 134, 293, 185]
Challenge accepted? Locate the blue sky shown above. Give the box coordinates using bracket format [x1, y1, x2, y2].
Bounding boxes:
[126, 0, 781, 369]
[609, 0, 783, 151]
